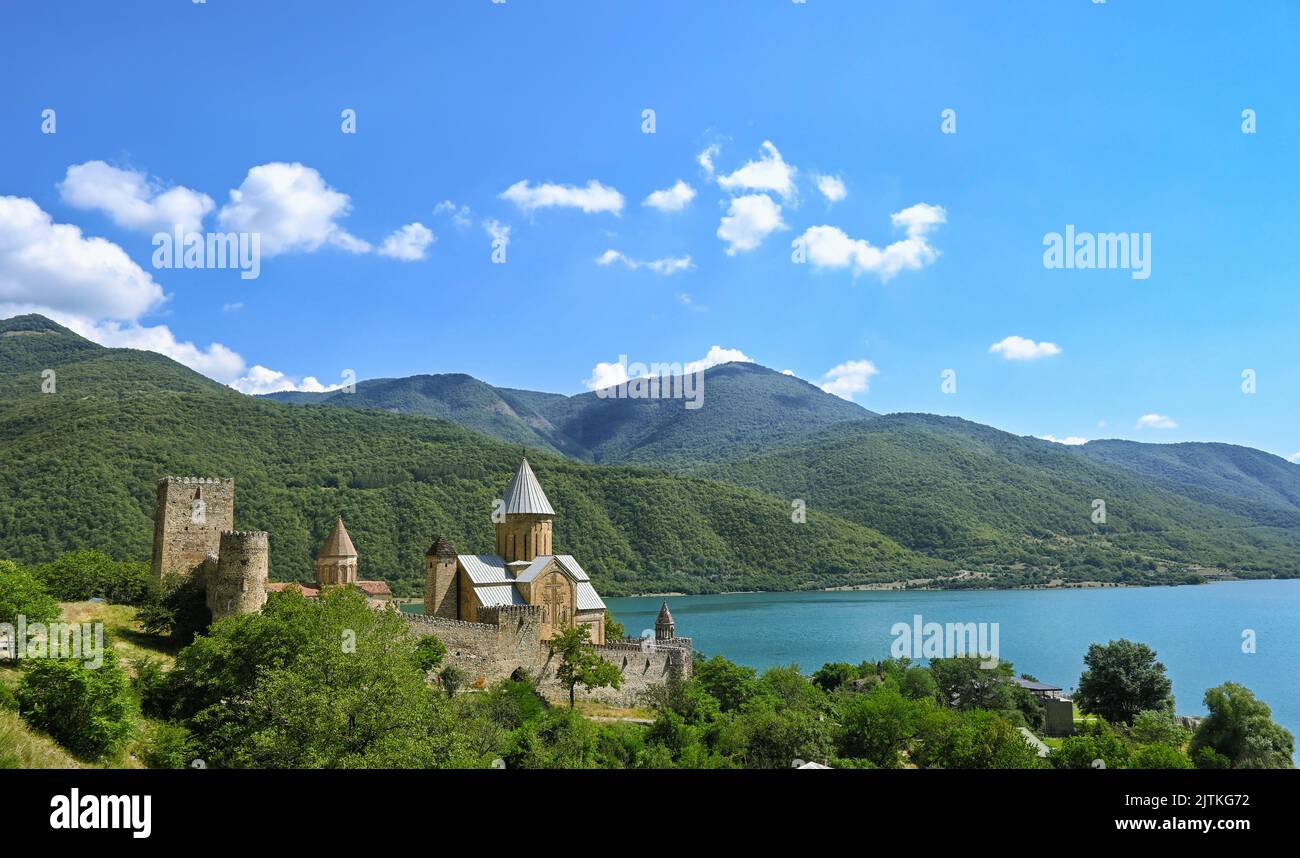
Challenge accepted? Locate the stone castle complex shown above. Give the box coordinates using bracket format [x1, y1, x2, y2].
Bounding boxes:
[151, 460, 691, 705]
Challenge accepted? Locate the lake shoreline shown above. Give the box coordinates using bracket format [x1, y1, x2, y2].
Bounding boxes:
[614, 574, 1282, 599]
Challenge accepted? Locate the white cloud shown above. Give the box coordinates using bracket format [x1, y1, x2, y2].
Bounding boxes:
[1038, 434, 1089, 446]
[433, 200, 472, 229]
[0, 195, 164, 320]
[584, 360, 630, 391]
[217, 162, 370, 256]
[377, 222, 435, 261]
[684, 345, 753, 375]
[642, 180, 696, 213]
[65, 316, 246, 383]
[1287, 452, 1300, 464]
[717, 194, 785, 255]
[794, 203, 946, 281]
[584, 345, 753, 391]
[58, 160, 215, 235]
[1136, 413, 1178, 430]
[989, 335, 1062, 361]
[819, 359, 878, 400]
[0, 195, 334, 390]
[815, 174, 847, 203]
[697, 144, 720, 178]
[500, 180, 624, 215]
[222, 302, 244, 313]
[228, 365, 348, 395]
[596, 249, 693, 275]
[483, 218, 511, 247]
[716, 141, 797, 201]
[891, 203, 947, 236]
[781, 369, 796, 376]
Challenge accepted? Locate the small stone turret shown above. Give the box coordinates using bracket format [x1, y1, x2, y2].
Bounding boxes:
[424, 535, 458, 619]
[655, 601, 676, 641]
[207, 531, 269, 621]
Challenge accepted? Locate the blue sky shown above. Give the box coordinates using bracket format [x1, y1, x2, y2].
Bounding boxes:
[2, 1, 1298, 459]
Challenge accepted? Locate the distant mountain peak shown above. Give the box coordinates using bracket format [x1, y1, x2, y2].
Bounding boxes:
[0, 313, 93, 342]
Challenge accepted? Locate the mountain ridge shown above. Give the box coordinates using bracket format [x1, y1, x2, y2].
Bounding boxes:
[3, 313, 1297, 594]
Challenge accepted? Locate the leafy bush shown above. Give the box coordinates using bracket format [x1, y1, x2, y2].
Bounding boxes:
[34, 551, 154, 606]
[16, 647, 134, 761]
[0, 559, 59, 629]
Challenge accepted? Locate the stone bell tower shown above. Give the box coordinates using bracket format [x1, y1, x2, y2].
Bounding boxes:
[495, 458, 555, 563]
[656, 601, 676, 641]
[317, 516, 358, 586]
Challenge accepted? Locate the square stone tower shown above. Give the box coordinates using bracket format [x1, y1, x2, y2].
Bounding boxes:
[151, 477, 235, 581]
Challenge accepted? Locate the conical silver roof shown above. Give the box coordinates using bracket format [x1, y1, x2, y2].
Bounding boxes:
[502, 458, 555, 516]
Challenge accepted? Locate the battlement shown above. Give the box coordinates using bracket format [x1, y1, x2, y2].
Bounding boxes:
[159, 476, 234, 486]
[219, 530, 269, 546]
[601, 636, 693, 654]
[480, 604, 544, 622]
[405, 613, 497, 633]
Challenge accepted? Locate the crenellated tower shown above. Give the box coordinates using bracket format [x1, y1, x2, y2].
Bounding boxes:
[152, 477, 235, 581]
[207, 530, 269, 620]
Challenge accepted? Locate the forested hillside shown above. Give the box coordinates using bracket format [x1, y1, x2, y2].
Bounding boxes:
[0, 315, 938, 596]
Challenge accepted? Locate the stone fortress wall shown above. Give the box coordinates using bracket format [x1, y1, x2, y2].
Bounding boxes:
[405, 606, 692, 707]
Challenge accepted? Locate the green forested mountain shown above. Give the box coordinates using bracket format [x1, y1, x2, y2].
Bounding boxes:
[0, 315, 936, 596]
[267, 361, 875, 467]
[1078, 439, 1300, 513]
[692, 414, 1300, 581]
[267, 373, 583, 457]
[3, 313, 1298, 594]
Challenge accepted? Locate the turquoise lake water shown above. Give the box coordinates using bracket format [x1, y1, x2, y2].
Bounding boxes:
[607, 580, 1300, 750]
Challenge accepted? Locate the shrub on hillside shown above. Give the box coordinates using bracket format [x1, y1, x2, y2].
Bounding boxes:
[16, 647, 134, 761]
[34, 551, 153, 605]
[0, 559, 60, 630]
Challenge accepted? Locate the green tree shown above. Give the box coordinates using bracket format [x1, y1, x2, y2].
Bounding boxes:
[913, 708, 1044, 769]
[413, 635, 447, 673]
[187, 587, 469, 768]
[16, 646, 134, 761]
[0, 560, 60, 640]
[136, 574, 210, 644]
[438, 664, 466, 698]
[1076, 640, 1173, 725]
[837, 686, 924, 767]
[1130, 709, 1190, 748]
[1129, 743, 1194, 769]
[1049, 723, 1131, 770]
[35, 551, 152, 605]
[930, 657, 1014, 711]
[1189, 683, 1294, 769]
[603, 611, 625, 640]
[693, 655, 757, 712]
[550, 623, 622, 707]
[812, 662, 861, 693]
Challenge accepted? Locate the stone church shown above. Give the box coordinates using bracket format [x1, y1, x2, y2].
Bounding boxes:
[150, 461, 691, 703]
[423, 458, 607, 643]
